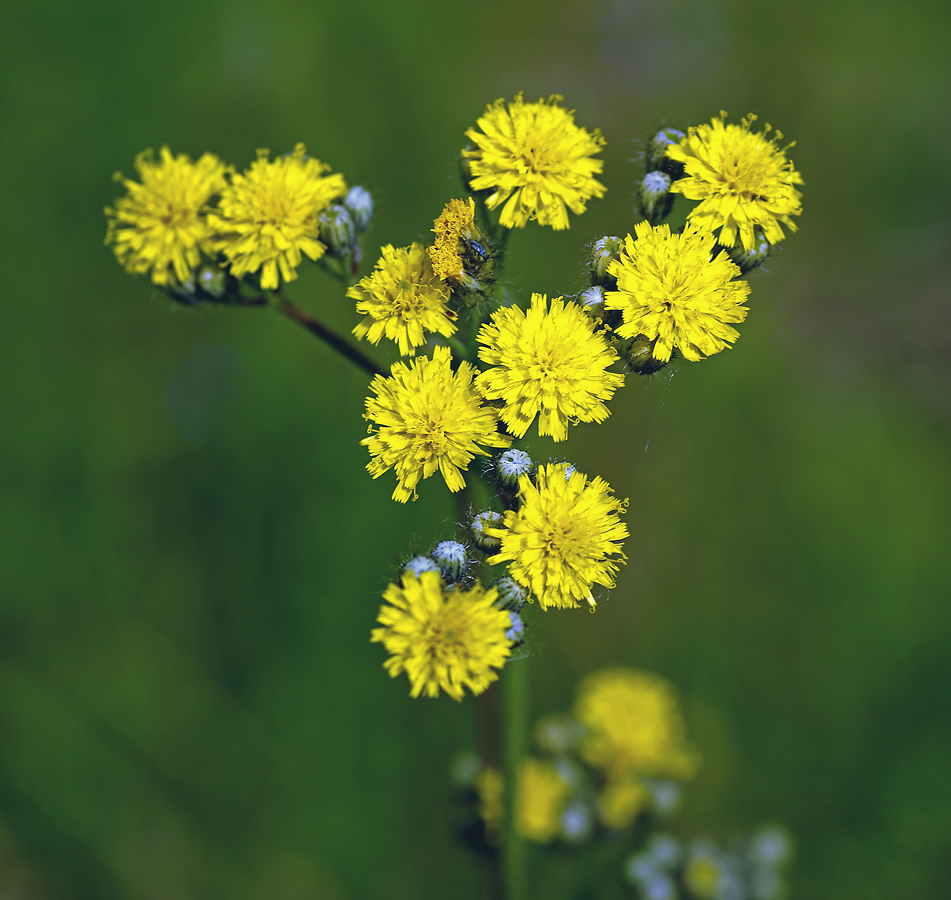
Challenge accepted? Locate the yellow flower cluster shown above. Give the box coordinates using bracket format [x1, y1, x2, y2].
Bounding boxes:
[104, 147, 228, 287]
[362, 346, 510, 503]
[106, 142, 347, 290]
[349, 243, 455, 356]
[463, 94, 606, 230]
[666, 113, 803, 251]
[371, 571, 512, 701]
[488, 464, 628, 610]
[606, 222, 750, 364]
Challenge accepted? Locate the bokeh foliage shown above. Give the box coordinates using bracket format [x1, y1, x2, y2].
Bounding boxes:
[1, 0, 950, 897]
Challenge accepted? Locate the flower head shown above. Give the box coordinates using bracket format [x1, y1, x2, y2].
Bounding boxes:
[605, 222, 750, 365]
[516, 758, 571, 842]
[428, 198, 491, 289]
[477, 294, 624, 441]
[462, 95, 606, 230]
[597, 774, 651, 830]
[363, 345, 511, 502]
[666, 113, 803, 250]
[348, 243, 455, 355]
[208, 143, 346, 290]
[105, 147, 227, 286]
[574, 668, 699, 781]
[487, 463, 627, 610]
[371, 570, 512, 701]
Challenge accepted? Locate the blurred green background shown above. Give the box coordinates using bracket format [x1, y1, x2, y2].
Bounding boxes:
[2, 0, 950, 897]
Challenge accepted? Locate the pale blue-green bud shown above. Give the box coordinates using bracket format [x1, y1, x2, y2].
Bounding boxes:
[727, 233, 771, 273]
[560, 800, 593, 845]
[496, 449, 533, 488]
[590, 236, 622, 285]
[166, 269, 198, 304]
[318, 205, 356, 256]
[624, 853, 658, 888]
[533, 714, 583, 753]
[643, 875, 676, 900]
[343, 186, 373, 232]
[748, 826, 792, 868]
[198, 265, 226, 298]
[648, 127, 686, 174]
[470, 510, 504, 552]
[579, 286, 606, 319]
[645, 834, 682, 870]
[643, 779, 682, 818]
[403, 555, 439, 578]
[639, 171, 673, 225]
[505, 611, 525, 645]
[432, 540, 467, 582]
[493, 576, 526, 611]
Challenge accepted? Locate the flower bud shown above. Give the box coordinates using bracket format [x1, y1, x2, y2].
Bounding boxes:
[432, 540, 467, 582]
[470, 510, 504, 552]
[624, 336, 667, 376]
[726, 233, 771, 273]
[560, 800, 593, 845]
[579, 286, 605, 320]
[505, 611, 525, 645]
[166, 270, 198, 305]
[318, 204, 356, 256]
[590, 236, 622, 286]
[495, 449, 533, 488]
[403, 555, 439, 578]
[343, 186, 373, 233]
[197, 265, 227, 299]
[493, 576, 526, 612]
[638, 171, 673, 225]
[647, 127, 686, 176]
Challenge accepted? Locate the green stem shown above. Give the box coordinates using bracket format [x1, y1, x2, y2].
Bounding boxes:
[502, 656, 529, 900]
[274, 293, 385, 378]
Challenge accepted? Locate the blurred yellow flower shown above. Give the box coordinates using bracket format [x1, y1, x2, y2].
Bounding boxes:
[666, 113, 803, 250]
[209, 143, 346, 289]
[349, 243, 455, 355]
[363, 346, 510, 502]
[605, 222, 750, 365]
[105, 146, 227, 286]
[487, 463, 627, 610]
[477, 294, 623, 441]
[515, 758, 570, 842]
[462, 95, 606, 230]
[371, 571, 512, 701]
[574, 668, 699, 781]
[597, 774, 651, 830]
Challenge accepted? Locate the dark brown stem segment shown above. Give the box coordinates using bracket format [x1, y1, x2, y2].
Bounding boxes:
[275, 294, 385, 378]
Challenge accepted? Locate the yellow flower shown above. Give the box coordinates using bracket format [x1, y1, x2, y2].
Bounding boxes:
[349, 243, 455, 355]
[105, 147, 227, 286]
[208, 143, 346, 290]
[487, 464, 627, 610]
[462, 95, 606, 230]
[427, 198, 491, 289]
[597, 774, 651, 830]
[574, 668, 699, 781]
[515, 758, 570, 842]
[371, 571, 512, 701]
[605, 222, 750, 365]
[475, 767, 504, 842]
[477, 294, 624, 441]
[666, 113, 803, 250]
[362, 345, 511, 502]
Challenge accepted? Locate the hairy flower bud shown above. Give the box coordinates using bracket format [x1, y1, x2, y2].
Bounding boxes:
[647, 127, 686, 176]
[638, 171, 674, 225]
[470, 510, 504, 552]
[590, 236, 622, 286]
[402, 555, 439, 578]
[493, 575, 527, 612]
[343, 186, 374, 233]
[432, 540, 467, 582]
[495, 449, 533, 488]
[318, 204, 356, 256]
[726, 233, 771, 273]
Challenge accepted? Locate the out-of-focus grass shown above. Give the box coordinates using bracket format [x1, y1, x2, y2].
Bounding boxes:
[1, 0, 949, 897]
